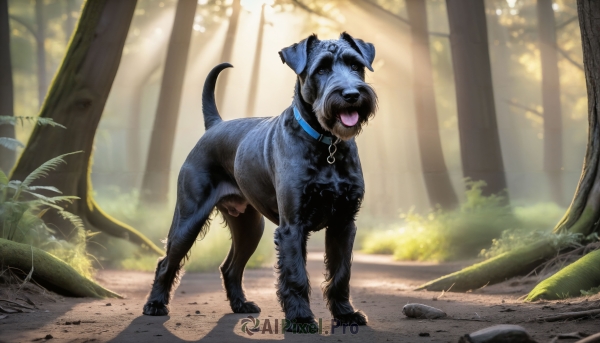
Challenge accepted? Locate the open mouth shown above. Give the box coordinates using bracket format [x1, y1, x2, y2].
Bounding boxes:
[337, 109, 360, 127]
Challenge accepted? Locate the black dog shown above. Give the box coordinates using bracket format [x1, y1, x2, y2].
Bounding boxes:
[143, 32, 377, 328]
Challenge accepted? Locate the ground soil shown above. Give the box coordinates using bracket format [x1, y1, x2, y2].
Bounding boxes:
[1, 252, 599, 343]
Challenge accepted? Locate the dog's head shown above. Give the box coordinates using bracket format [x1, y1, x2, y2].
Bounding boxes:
[279, 33, 377, 140]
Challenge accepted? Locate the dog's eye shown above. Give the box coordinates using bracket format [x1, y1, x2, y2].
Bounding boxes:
[317, 68, 328, 75]
[351, 64, 359, 71]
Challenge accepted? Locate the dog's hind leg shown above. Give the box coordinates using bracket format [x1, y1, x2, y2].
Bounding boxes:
[218, 204, 264, 313]
[323, 222, 367, 325]
[143, 167, 217, 316]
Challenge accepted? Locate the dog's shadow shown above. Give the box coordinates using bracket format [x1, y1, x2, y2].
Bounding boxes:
[109, 313, 376, 342]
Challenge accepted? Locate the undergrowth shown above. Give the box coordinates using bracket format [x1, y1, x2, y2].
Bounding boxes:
[0, 116, 94, 278]
[361, 180, 566, 262]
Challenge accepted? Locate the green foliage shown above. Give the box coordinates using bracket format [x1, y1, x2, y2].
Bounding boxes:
[93, 187, 274, 273]
[0, 151, 93, 278]
[0, 115, 65, 129]
[581, 286, 600, 297]
[361, 180, 566, 262]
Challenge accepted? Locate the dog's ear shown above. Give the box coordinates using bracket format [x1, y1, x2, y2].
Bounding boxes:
[279, 34, 318, 75]
[340, 32, 375, 72]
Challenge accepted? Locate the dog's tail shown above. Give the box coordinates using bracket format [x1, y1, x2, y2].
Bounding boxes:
[202, 62, 232, 130]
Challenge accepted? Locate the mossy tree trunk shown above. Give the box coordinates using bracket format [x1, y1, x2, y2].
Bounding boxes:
[407, 0, 458, 210]
[0, 0, 15, 173]
[446, 0, 508, 200]
[418, 0, 600, 297]
[538, 0, 564, 206]
[140, 0, 197, 205]
[0, 238, 121, 298]
[10, 0, 162, 255]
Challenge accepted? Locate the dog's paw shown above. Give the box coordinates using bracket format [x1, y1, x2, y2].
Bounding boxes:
[143, 300, 169, 316]
[334, 310, 368, 325]
[232, 301, 261, 313]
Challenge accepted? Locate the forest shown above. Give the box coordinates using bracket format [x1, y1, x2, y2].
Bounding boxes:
[1, 0, 600, 342]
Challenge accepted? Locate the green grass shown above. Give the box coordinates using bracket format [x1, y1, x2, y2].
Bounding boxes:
[361, 180, 566, 262]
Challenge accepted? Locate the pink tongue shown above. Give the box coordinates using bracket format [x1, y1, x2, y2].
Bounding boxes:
[340, 111, 359, 126]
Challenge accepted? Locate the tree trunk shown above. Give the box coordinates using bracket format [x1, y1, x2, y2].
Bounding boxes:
[140, 0, 196, 204]
[10, 0, 162, 255]
[215, 0, 240, 110]
[418, 0, 600, 297]
[127, 61, 160, 175]
[406, 0, 458, 210]
[446, 0, 508, 199]
[538, 0, 564, 205]
[35, 0, 47, 108]
[552, 0, 600, 238]
[245, 3, 265, 118]
[0, 0, 15, 173]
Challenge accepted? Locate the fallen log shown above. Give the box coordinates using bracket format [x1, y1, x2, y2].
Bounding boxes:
[0, 238, 121, 298]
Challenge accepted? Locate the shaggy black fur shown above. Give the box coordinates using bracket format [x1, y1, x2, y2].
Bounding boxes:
[143, 32, 377, 329]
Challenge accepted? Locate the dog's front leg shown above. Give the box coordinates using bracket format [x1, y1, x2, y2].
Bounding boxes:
[323, 222, 368, 325]
[274, 225, 315, 328]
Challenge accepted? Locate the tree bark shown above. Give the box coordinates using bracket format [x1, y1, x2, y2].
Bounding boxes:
[538, 0, 564, 205]
[446, 0, 508, 199]
[215, 0, 240, 110]
[140, 0, 197, 204]
[35, 0, 47, 108]
[246, 3, 265, 118]
[0, 0, 15, 173]
[10, 0, 162, 255]
[406, 0, 458, 210]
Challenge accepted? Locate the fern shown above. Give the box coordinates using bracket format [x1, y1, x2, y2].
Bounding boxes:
[20, 151, 81, 190]
[0, 137, 24, 150]
[0, 116, 65, 128]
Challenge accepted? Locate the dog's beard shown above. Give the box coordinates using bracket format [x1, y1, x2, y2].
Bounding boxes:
[313, 83, 377, 141]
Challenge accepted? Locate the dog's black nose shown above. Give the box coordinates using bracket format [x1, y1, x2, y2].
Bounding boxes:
[342, 89, 360, 103]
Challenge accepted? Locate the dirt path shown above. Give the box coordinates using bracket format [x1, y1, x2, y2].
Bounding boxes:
[1, 252, 599, 342]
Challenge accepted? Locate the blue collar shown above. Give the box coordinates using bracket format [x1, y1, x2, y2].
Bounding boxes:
[293, 106, 333, 145]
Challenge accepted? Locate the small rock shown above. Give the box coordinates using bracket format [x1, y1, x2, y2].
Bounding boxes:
[419, 332, 430, 337]
[176, 323, 181, 326]
[402, 303, 447, 319]
[195, 310, 200, 314]
[105, 303, 111, 306]
[459, 324, 537, 343]
[44, 334, 53, 339]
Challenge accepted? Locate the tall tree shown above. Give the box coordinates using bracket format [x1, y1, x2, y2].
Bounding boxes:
[418, 0, 600, 300]
[141, 0, 197, 204]
[215, 0, 240, 109]
[246, 3, 265, 118]
[446, 0, 508, 199]
[0, 0, 15, 173]
[35, 0, 47, 108]
[538, 0, 564, 205]
[406, 0, 458, 209]
[10, 0, 162, 255]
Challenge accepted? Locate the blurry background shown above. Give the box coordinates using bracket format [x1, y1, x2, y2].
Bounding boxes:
[3, 0, 588, 271]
